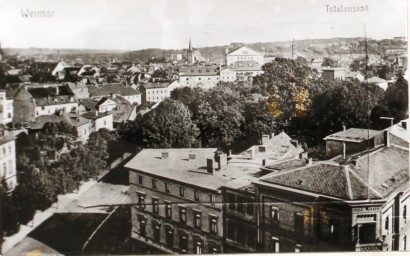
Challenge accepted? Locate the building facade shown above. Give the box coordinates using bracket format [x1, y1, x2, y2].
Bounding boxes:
[225, 46, 264, 66]
[0, 132, 17, 190]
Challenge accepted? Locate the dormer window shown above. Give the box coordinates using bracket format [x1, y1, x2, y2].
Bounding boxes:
[296, 179, 304, 185]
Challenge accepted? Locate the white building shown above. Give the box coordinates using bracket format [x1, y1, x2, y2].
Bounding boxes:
[220, 67, 236, 82]
[140, 83, 171, 103]
[0, 90, 13, 125]
[82, 111, 113, 131]
[179, 65, 220, 89]
[0, 132, 17, 190]
[225, 46, 264, 66]
[365, 76, 389, 90]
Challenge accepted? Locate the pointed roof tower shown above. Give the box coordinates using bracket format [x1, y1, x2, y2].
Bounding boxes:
[188, 37, 193, 51]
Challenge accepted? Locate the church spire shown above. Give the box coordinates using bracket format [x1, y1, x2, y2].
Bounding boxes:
[189, 37, 192, 51]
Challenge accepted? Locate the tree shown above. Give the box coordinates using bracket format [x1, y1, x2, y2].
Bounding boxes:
[253, 57, 319, 128]
[136, 99, 199, 148]
[322, 57, 338, 67]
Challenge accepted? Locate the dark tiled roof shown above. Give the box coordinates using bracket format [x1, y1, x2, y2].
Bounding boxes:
[26, 85, 77, 107]
[179, 65, 219, 76]
[261, 163, 381, 200]
[78, 98, 98, 111]
[324, 128, 381, 143]
[30, 114, 90, 129]
[81, 111, 111, 120]
[266, 159, 308, 171]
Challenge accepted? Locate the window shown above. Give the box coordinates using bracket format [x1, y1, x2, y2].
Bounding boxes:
[152, 179, 157, 189]
[165, 228, 174, 247]
[237, 197, 244, 212]
[404, 236, 407, 251]
[2, 163, 6, 175]
[153, 224, 160, 242]
[271, 207, 279, 224]
[194, 211, 201, 229]
[209, 194, 215, 203]
[179, 233, 188, 253]
[295, 213, 304, 234]
[228, 194, 235, 210]
[209, 216, 218, 235]
[137, 193, 146, 209]
[404, 206, 407, 220]
[227, 220, 235, 240]
[152, 198, 159, 214]
[295, 244, 302, 252]
[2, 147, 5, 156]
[180, 206, 186, 223]
[165, 183, 170, 193]
[139, 219, 146, 237]
[165, 202, 172, 219]
[194, 240, 203, 254]
[138, 175, 143, 184]
[8, 160, 12, 174]
[385, 216, 389, 230]
[246, 202, 254, 215]
[209, 246, 218, 254]
[194, 190, 199, 201]
[179, 187, 185, 197]
[271, 237, 280, 252]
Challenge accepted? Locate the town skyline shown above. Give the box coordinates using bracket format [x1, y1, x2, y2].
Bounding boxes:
[0, 0, 407, 50]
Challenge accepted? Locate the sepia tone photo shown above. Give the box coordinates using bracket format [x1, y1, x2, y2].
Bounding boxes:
[0, 0, 408, 255]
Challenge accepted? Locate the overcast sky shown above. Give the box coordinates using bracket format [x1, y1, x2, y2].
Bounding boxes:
[0, 0, 407, 50]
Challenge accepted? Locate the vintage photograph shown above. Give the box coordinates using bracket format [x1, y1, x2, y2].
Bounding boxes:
[0, 0, 408, 255]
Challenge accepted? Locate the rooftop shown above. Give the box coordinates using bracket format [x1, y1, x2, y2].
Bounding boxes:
[125, 148, 262, 191]
[141, 82, 171, 89]
[228, 60, 262, 72]
[259, 162, 380, 200]
[353, 145, 409, 198]
[30, 114, 91, 129]
[81, 111, 112, 120]
[88, 84, 140, 97]
[365, 76, 388, 83]
[179, 65, 219, 76]
[324, 128, 381, 143]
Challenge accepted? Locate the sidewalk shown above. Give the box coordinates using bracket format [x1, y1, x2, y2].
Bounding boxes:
[1, 180, 98, 254]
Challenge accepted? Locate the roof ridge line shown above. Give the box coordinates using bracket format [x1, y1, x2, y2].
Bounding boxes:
[344, 166, 354, 200]
[347, 166, 383, 198]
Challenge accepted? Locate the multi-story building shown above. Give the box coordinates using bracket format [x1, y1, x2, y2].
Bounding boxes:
[253, 130, 409, 252]
[81, 111, 113, 131]
[179, 65, 220, 90]
[140, 83, 171, 103]
[225, 46, 264, 66]
[13, 84, 79, 124]
[0, 131, 17, 190]
[0, 90, 14, 125]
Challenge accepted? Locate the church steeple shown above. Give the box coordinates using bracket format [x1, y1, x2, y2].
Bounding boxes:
[189, 38, 192, 51]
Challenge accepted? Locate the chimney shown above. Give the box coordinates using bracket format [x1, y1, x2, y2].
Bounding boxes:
[207, 158, 214, 174]
[228, 150, 232, 156]
[305, 158, 313, 166]
[343, 125, 346, 131]
[261, 134, 270, 145]
[271, 133, 275, 139]
[162, 152, 169, 159]
[217, 153, 227, 170]
[402, 121, 407, 130]
[262, 159, 267, 166]
[188, 153, 196, 160]
[1, 130, 6, 137]
[95, 111, 99, 116]
[384, 130, 391, 147]
[55, 86, 59, 95]
[248, 148, 255, 160]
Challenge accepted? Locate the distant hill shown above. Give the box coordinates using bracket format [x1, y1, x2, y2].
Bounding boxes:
[3, 37, 406, 64]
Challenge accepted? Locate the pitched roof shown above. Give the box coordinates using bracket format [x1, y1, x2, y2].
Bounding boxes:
[30, 114, 90, 129]
[179, 65, 219, 76]
[226, 45, 264, 56]
[87, 84, 140, 97]
[81, 111, 111, 120]
[353, 145, 409, 197]
[324, 128, 381, 143]
[26, 85, 77, 107]
[365, 76, 387, 83]
[260, 162, 381, 200]
[141, 83, 170, 89]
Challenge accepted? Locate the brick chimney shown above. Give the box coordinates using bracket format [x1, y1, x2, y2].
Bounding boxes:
[162, 152, 169, 159]
[248, 148, 255, 160]
[216, 153, 227, 170]
[207, 158, 214, 174]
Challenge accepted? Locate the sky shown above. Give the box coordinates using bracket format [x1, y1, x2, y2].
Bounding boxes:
[0, 0, 408, 50]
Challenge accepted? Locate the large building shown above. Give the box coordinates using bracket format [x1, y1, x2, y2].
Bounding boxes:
[225, 46, 264, 66]
[179, 65, 220, 89]
[126, 132, 304, 254]
[0, 131, 17, 190]
[0, 90, 14, 125]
